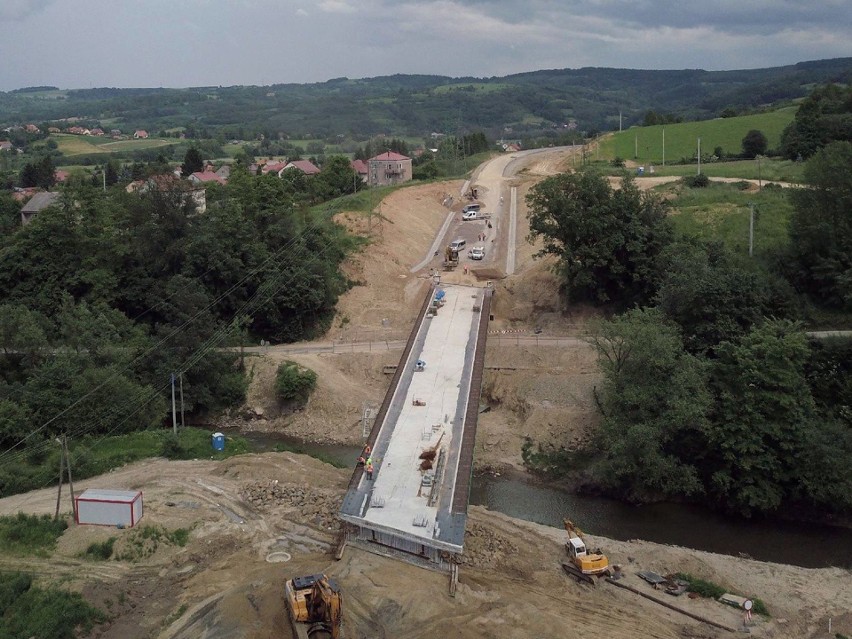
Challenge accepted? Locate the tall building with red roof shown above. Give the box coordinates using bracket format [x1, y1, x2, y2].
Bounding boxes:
[368, 151, 412, 186]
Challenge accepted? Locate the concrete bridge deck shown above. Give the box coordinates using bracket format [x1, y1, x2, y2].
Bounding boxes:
[339, 283, 491, 566]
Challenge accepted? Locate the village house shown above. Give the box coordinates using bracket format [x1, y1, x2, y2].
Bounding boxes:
[24, 124, 40, 134]
[0, 141, 13, 152]
[188, 171, 227, 186]
[128, 175, 207, 214]
[350, 159, 368, 182]
[134, 130, 149, 139]
[282, 159, 320, 176]
[262, 161, 287, 176]
[368, 151, 412, 186]
[20, 191, 60, 225]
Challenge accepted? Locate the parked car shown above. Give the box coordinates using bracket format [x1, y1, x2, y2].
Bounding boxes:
[449, 239, 466, 252]
[462, 210, 478, 221]
[469, 246, 485, 260]
[462, 203, 481, 214]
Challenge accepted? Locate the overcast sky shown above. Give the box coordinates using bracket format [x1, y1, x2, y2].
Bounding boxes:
[1, 0, 850, 91]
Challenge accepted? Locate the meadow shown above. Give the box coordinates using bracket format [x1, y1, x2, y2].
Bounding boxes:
[599, 107, 796, 165]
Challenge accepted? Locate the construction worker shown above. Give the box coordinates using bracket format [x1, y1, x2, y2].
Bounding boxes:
[366, 463, 374, 480]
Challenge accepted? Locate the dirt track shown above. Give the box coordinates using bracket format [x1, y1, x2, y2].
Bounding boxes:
[2, 149, 850, 639]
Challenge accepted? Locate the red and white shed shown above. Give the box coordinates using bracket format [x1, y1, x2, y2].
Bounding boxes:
[75, 489, 143, 527]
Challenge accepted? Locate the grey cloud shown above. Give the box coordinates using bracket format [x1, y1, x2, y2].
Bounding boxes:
[0, 0, 55, 22]
[415, 0, 851, 34]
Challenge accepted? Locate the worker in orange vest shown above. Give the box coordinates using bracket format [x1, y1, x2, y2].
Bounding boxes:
[366, 463, 374, 480]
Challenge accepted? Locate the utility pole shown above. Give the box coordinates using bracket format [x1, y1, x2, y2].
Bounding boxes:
[102, 168, 106, 192]
[171, 373, 178, 435]
[697, 137, 702, 175]
[662, 128, 665, 167]
[634, 135, 638, 159]
[619, 111, 622, 132]
[179, 372, 185, 428]
[748, 203, 755, 257]
[64, 435, 76, 520]
[53, 434, 76, 521]
[756, 155, 762, 190]
[54, 438, 65, 520]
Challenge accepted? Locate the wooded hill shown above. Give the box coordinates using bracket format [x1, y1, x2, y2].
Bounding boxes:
[2, 58, 850, 142]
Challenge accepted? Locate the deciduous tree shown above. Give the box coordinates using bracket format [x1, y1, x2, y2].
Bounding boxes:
[526, 170, 672, 307]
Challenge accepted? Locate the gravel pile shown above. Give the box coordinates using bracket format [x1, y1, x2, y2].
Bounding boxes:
[461, 521, 519, 568]
[242, 480, 342, 530]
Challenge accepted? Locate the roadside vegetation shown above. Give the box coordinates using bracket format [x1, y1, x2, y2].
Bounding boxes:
[0, 428, 248, 498]
[525, 117, 852, 520]
[0, 513, 67, 556]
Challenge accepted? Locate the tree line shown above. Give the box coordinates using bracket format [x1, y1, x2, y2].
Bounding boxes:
[0, 166, 355, 488]
[526, 141, 852, 518]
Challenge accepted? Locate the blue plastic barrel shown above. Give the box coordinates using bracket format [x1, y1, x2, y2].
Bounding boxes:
[211, 432, 225, 451]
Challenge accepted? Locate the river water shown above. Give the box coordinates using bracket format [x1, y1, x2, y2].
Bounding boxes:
[212, 428, 852, 569]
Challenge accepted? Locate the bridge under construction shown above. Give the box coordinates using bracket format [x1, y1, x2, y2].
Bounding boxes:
[339, 283, 491, 573]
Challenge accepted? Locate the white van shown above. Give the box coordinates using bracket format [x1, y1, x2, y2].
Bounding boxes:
[449, 239, 466, 252]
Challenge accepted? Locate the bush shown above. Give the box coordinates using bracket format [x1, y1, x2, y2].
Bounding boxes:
[275, 361, 318, 404]
[682, 173, 710, 188]
[0, 513, 67, 555]
[160, 433, 188, 459]
[0, 572, 105, 639]
[675, 573, 770, 617]
[82, 537, 116, 561]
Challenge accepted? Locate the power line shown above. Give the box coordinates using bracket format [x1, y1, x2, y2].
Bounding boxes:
[0, 218, 348, 467]
[0, 211, 335, 463]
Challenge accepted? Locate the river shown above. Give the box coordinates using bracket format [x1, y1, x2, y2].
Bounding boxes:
[211, 427, 852, 569]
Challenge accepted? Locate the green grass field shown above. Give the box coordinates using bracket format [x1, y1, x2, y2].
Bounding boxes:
[639, 158, 804, 182]
[600, 108, 796, 165]
[666, 181, 794, 260]
[432, 82, 509, 95]
[595, 157, 805, 182]
[50, 133, 172, 159]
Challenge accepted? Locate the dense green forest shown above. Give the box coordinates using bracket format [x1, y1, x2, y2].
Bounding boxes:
[0, 165, 356, 496]
[1, 58, 850, 144]
[526, 141, 852, 519]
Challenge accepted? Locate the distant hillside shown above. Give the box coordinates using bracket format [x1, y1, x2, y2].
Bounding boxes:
[1, 58, 850, 142]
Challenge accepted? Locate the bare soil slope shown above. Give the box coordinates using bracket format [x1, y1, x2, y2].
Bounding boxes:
[2, 455, 848, 639]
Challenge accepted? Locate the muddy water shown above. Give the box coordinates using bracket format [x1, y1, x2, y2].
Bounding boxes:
[214, 428, 852, 569]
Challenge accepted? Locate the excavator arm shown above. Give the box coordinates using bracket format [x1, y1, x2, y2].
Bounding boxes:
[306, 577, 343, 639]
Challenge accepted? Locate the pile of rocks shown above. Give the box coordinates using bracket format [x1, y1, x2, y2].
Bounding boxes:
[242, 480, 342, 530]
[461, 521, 519, 568]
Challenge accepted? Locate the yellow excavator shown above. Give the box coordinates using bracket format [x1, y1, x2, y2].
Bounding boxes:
[284, 573, 343, 639]
[562, 518, 610, 585]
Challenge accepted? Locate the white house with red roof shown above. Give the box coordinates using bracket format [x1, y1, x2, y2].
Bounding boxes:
[134, 130, 149, 139]
[368, 151, 412, 186]
[282, 159, 320, 176]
